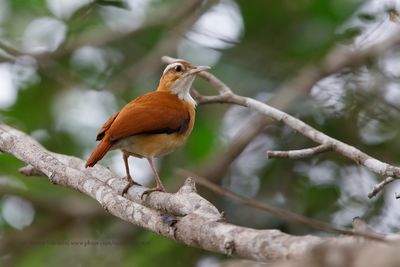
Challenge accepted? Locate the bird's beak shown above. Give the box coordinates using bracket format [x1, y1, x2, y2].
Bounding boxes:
[186, 65, 211, 76]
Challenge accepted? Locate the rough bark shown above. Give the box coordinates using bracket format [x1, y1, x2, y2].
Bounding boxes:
[1, 123, 396, 263]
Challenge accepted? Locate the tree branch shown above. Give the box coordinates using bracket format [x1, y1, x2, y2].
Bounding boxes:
[162, 31, 400, 198]
[2, 123, 398, 262]
[2, 26, 400, 261]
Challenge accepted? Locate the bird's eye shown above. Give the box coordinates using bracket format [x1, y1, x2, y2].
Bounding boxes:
[174, 65, 183, 72]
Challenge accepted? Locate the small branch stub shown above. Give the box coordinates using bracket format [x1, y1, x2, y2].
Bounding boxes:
[178, 177, 197, 194]
[19, 165, 45, 176]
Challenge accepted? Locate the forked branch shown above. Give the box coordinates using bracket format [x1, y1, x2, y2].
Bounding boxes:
[162, 29, 400, 199]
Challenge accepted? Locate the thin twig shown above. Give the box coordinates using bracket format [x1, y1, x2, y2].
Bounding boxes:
[267, 144, 332, 159]
[368, 177, 396, 198]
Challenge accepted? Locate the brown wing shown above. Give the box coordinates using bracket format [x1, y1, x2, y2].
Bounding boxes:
[86, 91, 190, 168]
[96, 111, 119, 141]
[105, 91, 190, 142]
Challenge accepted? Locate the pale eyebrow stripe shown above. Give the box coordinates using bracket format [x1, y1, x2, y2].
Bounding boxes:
[163, 62, 184, 75]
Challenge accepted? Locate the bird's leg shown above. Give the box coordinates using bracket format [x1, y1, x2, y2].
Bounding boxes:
[122, 152, 141, 195]
[142, 157, 166, 198]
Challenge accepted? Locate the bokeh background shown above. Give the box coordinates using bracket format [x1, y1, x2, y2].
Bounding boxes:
[1, 0, 400, 266]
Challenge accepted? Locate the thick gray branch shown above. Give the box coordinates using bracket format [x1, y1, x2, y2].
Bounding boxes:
[1, 123, 395, 262]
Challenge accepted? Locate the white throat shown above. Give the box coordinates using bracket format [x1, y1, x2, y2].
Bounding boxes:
[171, 75, 197, 107]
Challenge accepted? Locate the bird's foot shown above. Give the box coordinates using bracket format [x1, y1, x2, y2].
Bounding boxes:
[122, 177, 142, 195]
[141, 186, 165, 200]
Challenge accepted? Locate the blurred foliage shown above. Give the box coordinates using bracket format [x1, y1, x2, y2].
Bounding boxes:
[1, 0, 400, 266]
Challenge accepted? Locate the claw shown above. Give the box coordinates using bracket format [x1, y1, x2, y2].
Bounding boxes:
[122, 176, 142, 195]
[140, 186, 165, 200]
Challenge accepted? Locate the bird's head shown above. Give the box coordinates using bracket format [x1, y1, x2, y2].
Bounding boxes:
[157, 60, 210, 106]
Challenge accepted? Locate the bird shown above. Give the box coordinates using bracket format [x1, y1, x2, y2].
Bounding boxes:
[85, 60, 210, 195]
